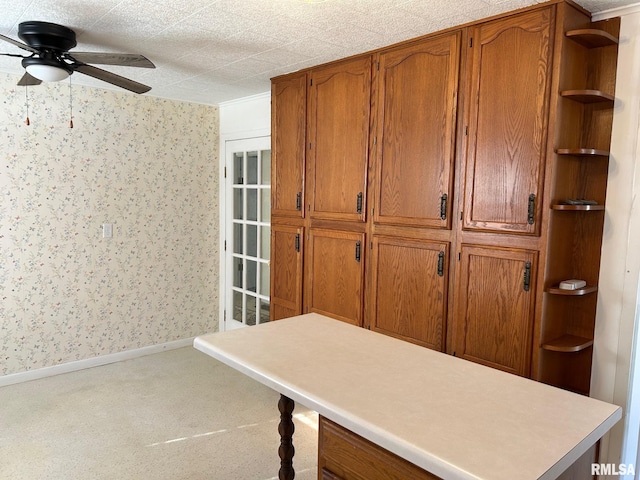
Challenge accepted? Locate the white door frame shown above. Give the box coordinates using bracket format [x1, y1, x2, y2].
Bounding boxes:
[221, 135, 271, 331]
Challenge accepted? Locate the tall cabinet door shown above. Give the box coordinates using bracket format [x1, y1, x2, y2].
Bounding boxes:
[270, 225, 304, 321]
[374, 32, 461, 229]
[369, 237, 448, 351]
[453, 245, 537, 377]
[272, 73, 306, 218]
[463, 8, 553, 235]
[308, 57, 372, 222]
[306, 229, 366, 326]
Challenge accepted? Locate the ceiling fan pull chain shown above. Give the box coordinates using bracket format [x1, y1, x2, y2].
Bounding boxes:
[24, 84, 30, 126]
[69, 76, 73, 128]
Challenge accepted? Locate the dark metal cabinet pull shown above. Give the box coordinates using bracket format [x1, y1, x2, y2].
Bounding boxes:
[296, 192, 302, 211]
[356, 192, 363, 214]
[355, 241, 361, 262]
[440, 194, 448, 220]
[528, 194, 536, 225]
[437, 251, 445, 277]
[295, 234, 300, 252]
[523, 262, 532, 291]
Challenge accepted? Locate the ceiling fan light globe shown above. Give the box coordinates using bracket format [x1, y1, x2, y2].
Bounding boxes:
[25, 64, 69, 82]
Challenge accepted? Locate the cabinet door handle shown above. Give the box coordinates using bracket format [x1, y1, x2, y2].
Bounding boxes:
[296, 192, 302, 211]
[528, 194, 536, 225]
[440, 193, 448, 220]
[523, 261, 532, 291]
[356, 192, 363, 214]
[295, 234, 300, 252]
[355, 241, 361, 262]
[437, 251, 445, 277]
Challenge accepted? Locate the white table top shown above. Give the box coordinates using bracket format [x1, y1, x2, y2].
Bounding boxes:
[193, 313, 621, 480]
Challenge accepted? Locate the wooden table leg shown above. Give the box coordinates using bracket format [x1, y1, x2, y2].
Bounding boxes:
[278, 394, 295, 480]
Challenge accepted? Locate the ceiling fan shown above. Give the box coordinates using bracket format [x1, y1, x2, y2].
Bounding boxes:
[0, 21, 155, 94]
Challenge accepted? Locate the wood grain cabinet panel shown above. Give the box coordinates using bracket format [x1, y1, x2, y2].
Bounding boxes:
[270, 225, 304, 321]
[271, 72, 306, 218]
[454, 245, 537, 377]
[318, 416, 441, 480]
[308, 57, 372, 222]
[306, 229, 365, 326]
[369, 236, 448, 351]
[374, 32, 461, 229]
[463, 8, 553, 235]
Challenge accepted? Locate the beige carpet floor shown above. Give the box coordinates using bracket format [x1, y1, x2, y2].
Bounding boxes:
[0, 347, 318, 480]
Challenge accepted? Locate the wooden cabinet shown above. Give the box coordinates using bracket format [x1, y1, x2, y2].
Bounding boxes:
[318, 416, 440, 480]
[373, 32, 461, 229]
[453, 245, 537, 377]
[270, 1, 619, 392]
[270, 225, 304, 321]
[369, 236, 448, 351]
[308, 57, 372, 222]
[462, 8, 553, 235]
[271, 72, 306, 218]
[305, 229, 365, 326]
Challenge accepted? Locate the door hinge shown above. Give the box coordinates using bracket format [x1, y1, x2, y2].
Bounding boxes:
[523, 261, 532, 291]
[355, 241, 362, 262]
[469, 37, 473, 48]
[224, 240, 227, 251]
[356, 192, 363, 214]
[528, 194, 536, 225]
[295, 234, 300, 252]
[440, 193, 448, 220]
[310, 78, 313, 86]
[458, 252, 461, 261]
[377, 62, 380, 71]
[296, 192, 302, 211]
[465, 125, 468, 136]
[224, 166, 227, 178]
[437, 251, 445, 277]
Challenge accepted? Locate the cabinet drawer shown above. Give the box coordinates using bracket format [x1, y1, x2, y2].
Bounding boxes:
[318, 417, 440, 480]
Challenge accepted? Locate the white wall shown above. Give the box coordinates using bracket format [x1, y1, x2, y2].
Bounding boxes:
[591, 5, 640, 475]
[219, 92, 271, 139]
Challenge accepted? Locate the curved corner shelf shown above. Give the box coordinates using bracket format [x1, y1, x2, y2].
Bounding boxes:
[561, 89, 614, 104]
[551, 204, 604, 211]
[556, 148, 609, 158]
[542, 335, 594, 353]
[566, 29, 618, 48]
[546, 285, 598, 296]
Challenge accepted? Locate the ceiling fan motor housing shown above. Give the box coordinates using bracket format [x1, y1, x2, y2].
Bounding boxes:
[18, 21, 77, 52]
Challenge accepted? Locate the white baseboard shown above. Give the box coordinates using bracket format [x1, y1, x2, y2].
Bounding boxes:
[0, 338, 195, 388]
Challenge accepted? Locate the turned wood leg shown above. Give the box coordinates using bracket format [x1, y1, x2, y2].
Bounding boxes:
[278, 394, 295, 480]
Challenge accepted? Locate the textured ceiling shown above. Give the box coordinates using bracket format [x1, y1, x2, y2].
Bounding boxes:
[0, 0, 637, 106]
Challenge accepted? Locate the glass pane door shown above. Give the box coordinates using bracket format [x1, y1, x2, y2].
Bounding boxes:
[225, 137, 271, 330]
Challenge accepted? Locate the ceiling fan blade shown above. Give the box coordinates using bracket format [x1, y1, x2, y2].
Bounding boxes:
[73, 64, 151, 94]
[69, 52, 155, 68]
[0, 33, 37, 53]
[17, 72, 42, 86]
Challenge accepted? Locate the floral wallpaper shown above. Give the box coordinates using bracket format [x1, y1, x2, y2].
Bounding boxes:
[0, 73, 219, 376]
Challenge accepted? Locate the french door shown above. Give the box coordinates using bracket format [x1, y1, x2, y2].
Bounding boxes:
[224, 137, 271, 330]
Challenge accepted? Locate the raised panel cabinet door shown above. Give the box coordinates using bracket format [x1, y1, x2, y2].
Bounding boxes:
[454, 245, 537, 377]
[463, 7, 553, 235]
[306, 229, 365, 326]
[270, 225, 303, 321]
[369, 236, 448, 351]
[271, 73, 306, 218]
[375, 32, 461, 229]
[308, 57, 372, 222]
